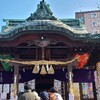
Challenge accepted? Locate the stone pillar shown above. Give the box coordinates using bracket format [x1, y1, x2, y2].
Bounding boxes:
[96, 62, 100, 100]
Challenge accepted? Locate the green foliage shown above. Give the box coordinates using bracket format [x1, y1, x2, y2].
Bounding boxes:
[0, 55, 12, 71]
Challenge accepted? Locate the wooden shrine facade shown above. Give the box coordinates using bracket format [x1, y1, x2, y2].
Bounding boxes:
[0, 0, 100, 100]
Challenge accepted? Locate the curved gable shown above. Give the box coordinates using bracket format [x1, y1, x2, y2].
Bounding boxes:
[0, 20, 100, 43]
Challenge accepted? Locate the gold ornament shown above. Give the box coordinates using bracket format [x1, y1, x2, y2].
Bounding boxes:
[13, 83, 17, 99]
[96, 62, 100, 70]
[96, 62, 100, 76]
[69, 81, 74, 95]
[96, 62, 100, 86]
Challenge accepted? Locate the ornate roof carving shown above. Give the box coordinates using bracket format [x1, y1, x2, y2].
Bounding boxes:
[27, 0, 57, 20]
[0, 0, 100, 43]
[0, 20, 100, 43]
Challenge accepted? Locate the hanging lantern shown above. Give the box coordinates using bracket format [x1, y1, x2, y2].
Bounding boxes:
[40, 65, 47, 75]
[32, 64, 40, 74]
[48, 65, 54, 74]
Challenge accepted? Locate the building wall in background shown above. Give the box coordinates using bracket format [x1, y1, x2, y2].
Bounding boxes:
[75, 10, 100, 34]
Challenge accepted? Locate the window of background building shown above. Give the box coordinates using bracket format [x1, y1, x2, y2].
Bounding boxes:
[91, 13, 97, 18]
[92, 21, 98, 27]
[92, 30, 99, 34]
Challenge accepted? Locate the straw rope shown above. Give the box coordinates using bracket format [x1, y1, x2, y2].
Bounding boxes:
[0, 58, 77, 66]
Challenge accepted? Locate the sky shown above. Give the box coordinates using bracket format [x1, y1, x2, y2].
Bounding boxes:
[0, 0, 100, 31]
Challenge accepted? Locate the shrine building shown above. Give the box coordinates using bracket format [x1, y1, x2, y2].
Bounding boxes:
[0, 0, 100, 100]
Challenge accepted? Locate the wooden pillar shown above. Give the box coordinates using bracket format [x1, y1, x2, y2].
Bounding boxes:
[13, 52, 20, 98]
[13, 64, 19, 98]
[14, 64, 19, 90]
[67, 48, 74, 100]
[68, 63, 74, 99]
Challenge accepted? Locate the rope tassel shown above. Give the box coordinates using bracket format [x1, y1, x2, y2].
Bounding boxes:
[48, 65, 54, 74]
[32, 64, 40, 74]
[40, 65, 47, 75]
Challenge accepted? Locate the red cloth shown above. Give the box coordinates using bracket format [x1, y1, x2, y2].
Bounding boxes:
[75, 53, 89, 69]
